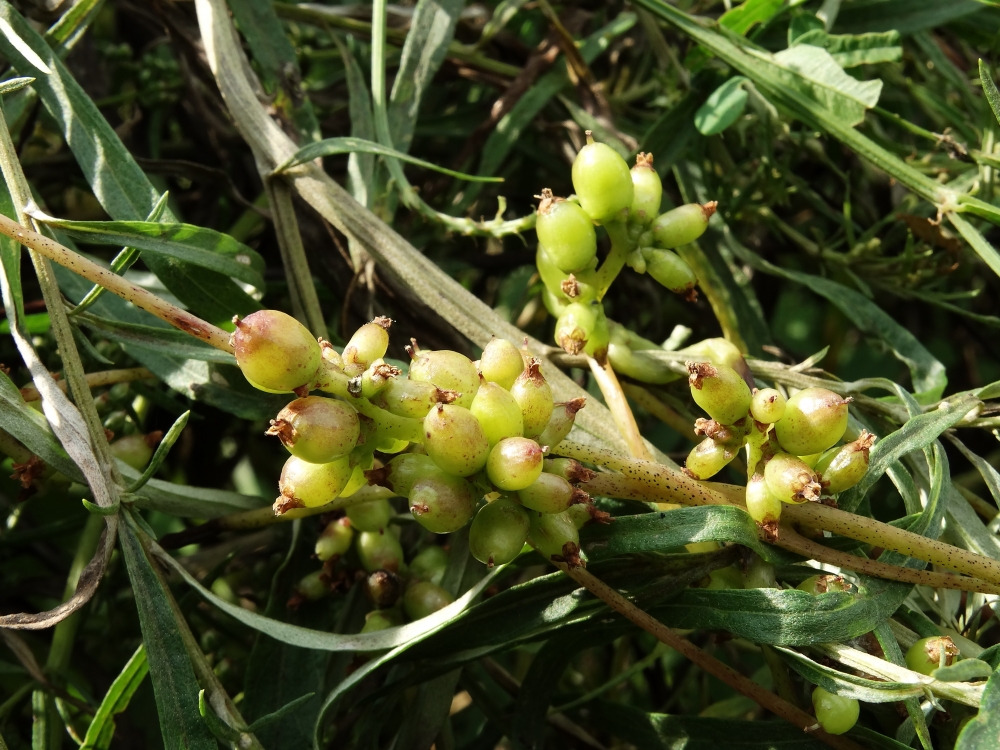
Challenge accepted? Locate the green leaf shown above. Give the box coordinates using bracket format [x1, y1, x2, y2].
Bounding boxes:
[198, 690, 241, 742]
[80, 645, 148, 750]
[718, 0, 784, 36]
[127, 411, 189, 492]
[73, 311, 237, 365]
[956, 670, 1000, 749]
[832, 0, 983, 36]
[933, 659, 994, 683]
[245, 693, 315, 733]
[777, 646, 924, 702]
[771, 44, 883, 126]
[948, 212, 1000, 280]
[695, 77, 749, 135]
[793, 29, 903, 68]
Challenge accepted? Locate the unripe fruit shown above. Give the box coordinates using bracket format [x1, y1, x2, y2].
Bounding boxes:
[423, 404, 490, 477]
[641, 248, 698, 295]
[403, 581, 454, 621]
[811, 687, 859, 736]
[357, 361, 400, 398]
[535, 191, 598, 273]
[356, 529, 405, 573]
[905, 636, 959, 676]
[650, 202, 717, 249]
[295, 570, 328, 601]
[517, 472, 586, 514]
[278, 455, 352, 508]
[629, 153, 662, 225]
[346, 498, 395, 532]
[470, 382, 524, 446]
[480, 338, 525, 391]
[543, 457, 597, 484]
[469, 497, 530, 567]
[799, 452, 823, 469]
[750, 388, 786, 424]
[745, 473, 781, 529]
[267, 396, 360, 463]
[410, 546, 448, 585]
[408, 473, 475, 533]
[537, 398, 586, 448]
[571, 135, 634, 223]
[687, 361, 753, 425]
[682, 337, 754, 388]
[343, 317, 391, 371]
[555, 301, 599, 356]
[377, 378, 456, 419]
[315, 518, 353, 560]
[368, 453, 440, 497]
[684, 437, 738, 480]
[797, 574, 851, 595]
[231, 310, 321, 393]
[487, 437, 544, 491]
[361, 609, 402, 633]
[528, 510, 581, 565]
[764, 453, 821, 504]
[510, 360, 554, 438]
[110, 432, 161, 470]
[409, 350, 480, 408]
[774, 388, 851, 456]
[816, 431, 875, 494]
[564, 502, 593, 529]
[365, 570, 402, 609]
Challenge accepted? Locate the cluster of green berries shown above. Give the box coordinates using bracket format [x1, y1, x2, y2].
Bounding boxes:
[535, 133, 716, 359]
[230, 310, 605, 574]
[680, 358, 875, 533]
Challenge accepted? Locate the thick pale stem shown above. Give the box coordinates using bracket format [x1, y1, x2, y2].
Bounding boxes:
[19, 367, 153, 402]
[590, 221, 633, 299]
[0, 213, 231, 352]
[587, 357, 652, 461]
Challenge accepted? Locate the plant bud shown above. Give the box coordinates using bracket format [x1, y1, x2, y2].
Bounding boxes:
[356, 529, 405, 573]
[277, 455, 352, 509]
[687, 361, 753, 425]
[469, 497, 530, 567]
[295, 570, 328, 601]
[346, 498, 395, 532]
[650, 202, 717, 248]
[231, 310, 321, 393]
[537, 398, 586, 448]
[764, 453, 821, 504]
[423, 404, 490, 477]
[510, 360, 554, 438]
[408, 350, 480, 408]
[774, 388, 851, 457]
[480, 337, 525, 390]
[487, 437, 544, 491]
[750, 388, 786, 424]
[517, 472, 588, 514]
[543, 457, 597, 484]
[905, 636, 960, 676]
[410, 546, 449, 585]
[315, 517, 353, 560]
[110, 432, 162, 471]
[571, 135, 634, 223]
[641, 248, 698, 296]
[816, 431, 875, 493]
[408, 473, 475, 533]
[470, 381, 524, 446]
[684, 437, 738, 480]
[403, 581, 454, 621]
[528, 509, 582, 566]
[535, 190, 598, 273]
[267, 396, 360, 464]
[343, 317, 391, 372]
[796, 574, 851, 595]
[745, 472, 781, 532]
[629, 152, 662, 225]
[366, 453, 439, 497]
[377, 378, 457, 419]
[812, 687, 859, 736]
[365, 570, 402, 609]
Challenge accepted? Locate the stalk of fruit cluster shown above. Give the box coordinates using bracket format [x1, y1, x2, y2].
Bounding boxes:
[586, 355, 652, 461]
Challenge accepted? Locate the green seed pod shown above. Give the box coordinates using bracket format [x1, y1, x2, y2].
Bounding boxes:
[650, 202, 717, 249]
[110, 433, 160, 471]
[403, 581, 454, 621]
[687, 361, 753, 425]
[343, 317, 392, 372]
[469, 497, 530, 567]
[510, 360, 554, 438]
[423, 404, 490, 477]
[410, 546, 449, 585]
[295, 570, 328, 602]
[367, 453, 440, 497]
[470, 381, 524, 446]
[745, 473, 781, 529]
[811, 688, 859, 736]
[537, 398, 586, 448]
[816, 431, 875, 494]
[377, 378, 456, 419]
[231, 310, 321, 393]
[278, 455, 352, 509]
[629, 153, 662, 225]
[408, 473, 475, 533]
[517, 472, 588, 514]
[684, 437, 738, 480]
[543, 457, 597, 484]
[797, 574, 851, 595]
[528, 509, 582, 565]
[535, 191, 598, 273]
[571, 134, 634, 223]
[774, 388, 851, 456]
[487, 437, 544, 491]
[346, 498, 395, 532]
[480, 338, 525, 391]
[315, 517, 354, 560]
[750, 388, 786, 424]
[361, 608, 402, 633]
[641, 248, 698, 296]
[409, 350, 480, 408]
[356, 529, 406, 573]
[905, 636, 959, 676]
[267, 396, 360, 464]
[764, 453, 821, 504]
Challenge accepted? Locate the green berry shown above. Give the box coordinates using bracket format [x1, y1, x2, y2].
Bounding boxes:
[278, 455, 352, 508]
[705, 567, 744, 590]
[487, 437, 544, 491]
[535, 191, 598, 273]
[799, 452, 823, 469]
[470, 381, 524, 446]
[364, 570, 402, 609]
[295, 570, 328, 601]
[571, 134, 634, 223]
[377, 378, 456, 419]
[403, 581, 454, 621]
[410, 546, 449, 585]
[356, 529, 405, 573]
[745, 473, 781, 528]
[750, 388, 786, 424]
[681, 337, 754, 385]
[905, 636, 959, 676]
[537, 397, 586, 448]
[480, 338, 525, 391]
[423, 404, 490, 477]
[408, 350, 480, 408]
[110, 433, 159, 471]
[555, 301, 609, 357]
[684, 437, 738, 480]
[528, 509, 581, 565]
[343, 317, 392, 373]
[630, 153, 662, 225]
[774, 388, 851, 456]
[315, 518, 353, 560]
[517, 472, 587, 514]
[510, 360, 554, 438]
[267, 396, 360, 463]
[368, 453, 440, 497]
[764, 453, 821, 504]
[231, 310, 321, 393]
[543, 457, 596, 484]
[687, 361, 753, 425]
[641, 248, 698, 295]
[564, 502, 593, 529]
[816, 431, 875, 494]
[811, 687, 859, 735]
[650, 202, 717, 249]
[361, 608, 402, 633]
[357, 361, 399, 398]
[469, 497, 530, 567]
[797, 574, 851, 595]
[408, 473, 475, 533]
[346, 498, 395, 532]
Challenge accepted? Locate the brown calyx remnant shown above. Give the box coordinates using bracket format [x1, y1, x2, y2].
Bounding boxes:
[144, 431, 164, 449]
[701, 201, 719, 220]
[683, 287, 699, 304]
[364, 466, 390, 488]
[535, 187, 560, 215]
[434, 388, 460, 405]
[852, 430, 877, 459]
[561, 274, 580, 298]
[585, 505, 613, 524]
[922, 636, 960, 666]
[266, 418, 296, 446]
[273, 494, 305, 516]
[686, 361, 718, 390]
[553, 541, 585, 568]
[410, 503, 430, 517]
[293, 385, 311, 398]
[758, 519, 780, 543]
[814, 575, 849, 594]
[372, 316, 393, 330]
[694, 418, 733, 443]
[0, 363, 9, 376]
[11, 455, 44, 489]
[634, 152, 654, 169]
[523, 358, 545, 384]
[563, 397, 587, 417]
[563, 459, 597, 484]
[556, 326, 587, 356]
[569, 488, 592, 506]
[795, 477, 822, 503]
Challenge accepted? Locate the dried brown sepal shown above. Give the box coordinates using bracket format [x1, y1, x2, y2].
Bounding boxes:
[701, 201, 719, 220]
[796, 480, 822, 503]
[553, 541, 585, 568]
[347, 377, 362, 398]
[364, 466, 390, 487]
[435, 388, 460, 405]
[535, 187, 559, 214]
[371, 362, 401, 382]
[585, 505, 613, 525]
[853, 430, 876, 458]
[635, 152, 654, 169]
[563, 459, 597, 484]
[683, 287, 699, 303]
[569, 487, 592, 506]
[266, 418, 295, 445]
[372, 316, 393, 330]
[562, 397, 587, 417]
[694, 418, 733, 442]
[556, 326, 587, 355]
[686, 361, 718, 390]
[758, 519, 780, 543]
[11, 455, 44, 489]
[560, 274, 580, 298]
[273, 494, 305, 516]
[922, 636, 960, 665]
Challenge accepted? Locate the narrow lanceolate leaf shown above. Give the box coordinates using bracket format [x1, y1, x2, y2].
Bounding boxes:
[694, 77, 749, 135]
[955, 671, 1000, 749]
[80, 646, 149, 750]
[777, 647, 924, 703]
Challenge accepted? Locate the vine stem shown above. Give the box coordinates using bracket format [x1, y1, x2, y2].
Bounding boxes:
[19, 367, 153, 402]
[0, 213, 232, 352]
[559, 565, 866, 750]
[586, 355, 651, 460]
